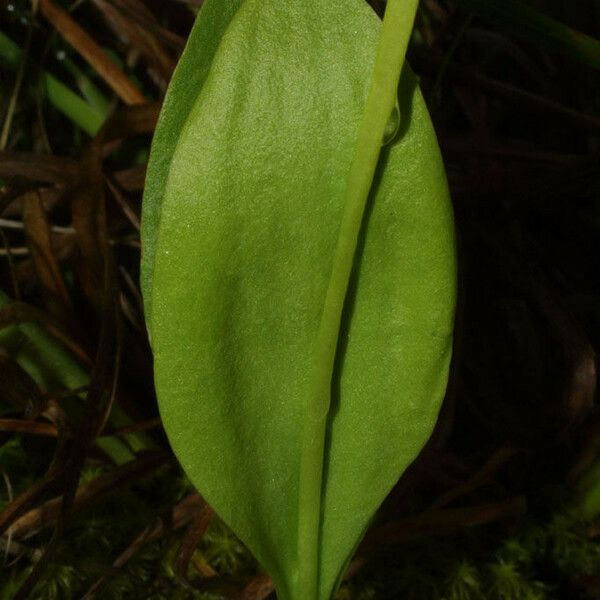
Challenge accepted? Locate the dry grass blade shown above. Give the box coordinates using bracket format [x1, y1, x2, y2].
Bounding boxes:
[12, 279, 119, 599]
[91, 0, 176, 86]
[2, 189, 65, 223]
[71, 104, 156, 304]
[173, 502, 214, 583]
[23, 190, 72, 318]
[97, 0, 187, 52]
[38, 0, 145, 106]
[99, 102, 161, 144]
[360, 499, 527, 551]
[6, 452, 167, 540]
[0, 418, 57, 436]
[18, 303, 120, 596]
[0, 247, 29, 256]
[0, 301, 90, 366]
[105, 175, 140, 230]
[0, 478, 58, 540]
[70, 104, 157, 307]
[83, 492, 205, 599]
[0, 537, 43, 563]
[71, 154, 110, 307]
[239, 573, 275, 600]
[113, 165, 146, 192]
[101, 416, 161, 437]
[0, 401, 69, 538]
[13, 112, 125, 598]
[0, 152, 80, 184]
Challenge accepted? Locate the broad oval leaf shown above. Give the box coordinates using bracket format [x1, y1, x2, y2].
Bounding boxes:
[141, 0, 456, 599]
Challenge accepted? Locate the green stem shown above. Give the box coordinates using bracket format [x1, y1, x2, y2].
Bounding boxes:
[0, 31, 105, 135]
[61, 56, 111, 116]
[296, 0, 419, 596]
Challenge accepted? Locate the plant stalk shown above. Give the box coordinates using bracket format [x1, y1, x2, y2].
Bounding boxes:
[295, 0, 419, 596]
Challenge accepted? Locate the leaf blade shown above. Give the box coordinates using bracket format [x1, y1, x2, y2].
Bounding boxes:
[143, 0, 456, 598]
[140, 0, 245, 328]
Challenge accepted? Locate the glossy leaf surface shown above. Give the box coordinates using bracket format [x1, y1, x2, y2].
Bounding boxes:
[141, 0, 456, 598]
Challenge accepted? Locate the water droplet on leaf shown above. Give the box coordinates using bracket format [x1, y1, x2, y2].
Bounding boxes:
[382, 101, 400, 146]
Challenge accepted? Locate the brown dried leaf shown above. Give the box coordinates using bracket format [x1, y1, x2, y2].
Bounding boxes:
[105, 175, 140, 231]
[96, 0, 187, 53]
[0, 418, 57, 437]
[70, 151, 109, 309]
[39, 0, 145, 105]
[0, 301, 90, 367]
[0, 152, 80, 184]
[239, 573, 275, 600]
[113, 166, 147, 192]
[0, 400, 69, 538]
[173, 502, 214, 583]
[100, 102, 161, 144]
[91, 0, 176, 86]
[83, 492, 205, 599]
[360, 498, 527, 551]
[22, 190, 72, 318]
[8, 452, 167, 540]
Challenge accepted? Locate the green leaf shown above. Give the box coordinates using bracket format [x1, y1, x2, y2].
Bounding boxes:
[141, 0, 456, 599]
[0, 31, 106, 135]
[454, 0, 600, 70]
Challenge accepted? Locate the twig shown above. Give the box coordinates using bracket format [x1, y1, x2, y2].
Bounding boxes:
[0, 419, 58, 437]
